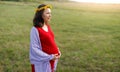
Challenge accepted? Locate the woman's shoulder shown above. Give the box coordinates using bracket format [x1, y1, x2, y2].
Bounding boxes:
[31, 26, 37, 30]
[30, 26, 38, 33]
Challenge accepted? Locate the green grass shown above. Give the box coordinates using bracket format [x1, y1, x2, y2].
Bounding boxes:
[0, 1, 120, 72]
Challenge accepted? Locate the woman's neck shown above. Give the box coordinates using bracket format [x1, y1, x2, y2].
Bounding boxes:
[42, 24, 48, 32]
[44, 21, 49, 25]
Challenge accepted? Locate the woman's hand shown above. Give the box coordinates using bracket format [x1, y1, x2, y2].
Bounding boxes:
[52, 54, 60, 60]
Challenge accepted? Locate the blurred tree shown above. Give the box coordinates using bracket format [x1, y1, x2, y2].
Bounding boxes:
[0, 0, 38, 1]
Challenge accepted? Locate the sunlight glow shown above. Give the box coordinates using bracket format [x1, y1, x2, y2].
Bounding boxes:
[70, 0, 120, 4]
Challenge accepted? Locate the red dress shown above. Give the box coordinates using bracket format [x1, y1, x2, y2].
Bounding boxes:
[36, 25, 59, 72]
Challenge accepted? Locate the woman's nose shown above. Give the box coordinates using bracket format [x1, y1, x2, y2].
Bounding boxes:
[49, 14, 52, 17]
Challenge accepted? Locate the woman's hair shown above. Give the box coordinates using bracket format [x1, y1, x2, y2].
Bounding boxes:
[33, 4, 46, 27]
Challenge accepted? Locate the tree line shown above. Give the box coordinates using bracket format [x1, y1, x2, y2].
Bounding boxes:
[0, 0, 68, 2]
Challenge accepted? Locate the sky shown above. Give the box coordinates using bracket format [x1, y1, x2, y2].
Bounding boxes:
[70, 0, 120, 4]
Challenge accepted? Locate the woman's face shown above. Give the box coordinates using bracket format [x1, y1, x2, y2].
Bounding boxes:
[42, 8, 51, 23]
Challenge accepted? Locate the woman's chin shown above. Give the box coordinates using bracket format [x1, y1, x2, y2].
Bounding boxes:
[48, 19, 51, 22]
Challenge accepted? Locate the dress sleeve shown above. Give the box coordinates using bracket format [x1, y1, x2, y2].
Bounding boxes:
[30, 27, 54, 62]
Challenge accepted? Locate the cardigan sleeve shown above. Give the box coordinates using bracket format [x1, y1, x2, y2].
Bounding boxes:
[30, 27, 54, 62]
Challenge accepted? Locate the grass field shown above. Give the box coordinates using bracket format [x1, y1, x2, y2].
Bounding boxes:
[0, 1, 120, 72]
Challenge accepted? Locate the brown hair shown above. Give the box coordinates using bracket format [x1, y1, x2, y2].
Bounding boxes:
[33, 4, 46, 27]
